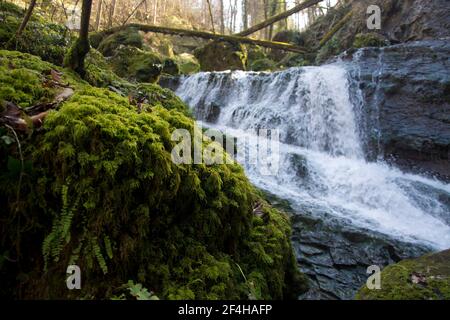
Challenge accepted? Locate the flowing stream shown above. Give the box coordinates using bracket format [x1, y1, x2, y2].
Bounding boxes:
[174, 64, 450, 251]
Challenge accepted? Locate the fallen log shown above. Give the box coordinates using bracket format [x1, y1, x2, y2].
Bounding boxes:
[92, 24, 308, 53]
[318, 10, 353, 48]
[236, 0, 323, 37]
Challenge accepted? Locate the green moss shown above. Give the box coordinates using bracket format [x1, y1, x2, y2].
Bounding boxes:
[249, 58, 276, 72]
[134, 83, 190, 116]
[0, 50, 80, 107]
[109, 46, 163, 83]
[0, 1, 25, 16]
[175, 53, 200, 75]
[84, 48, 134, 92]
[0, 49, 306, 300]
[353, 33, 388, 49]
[356, 249, 450, 300]
[97, 27, 143, 57]
[247, 45, 267, 63]
[0, 2, 71, 65]
[194, 41, 247, 72]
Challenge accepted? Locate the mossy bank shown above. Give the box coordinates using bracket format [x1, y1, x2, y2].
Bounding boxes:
[0, 50, 307, 299]
[356, 249, 450, 300]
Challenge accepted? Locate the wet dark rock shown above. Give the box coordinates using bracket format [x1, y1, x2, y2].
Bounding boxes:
[158, 75, 181, 91]
[191, 101, 221, 123]
[291, 212, 430, 300]
[350, 39, 450, 181]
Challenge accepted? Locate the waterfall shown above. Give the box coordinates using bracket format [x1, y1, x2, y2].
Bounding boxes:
[175, 64, 450, 250]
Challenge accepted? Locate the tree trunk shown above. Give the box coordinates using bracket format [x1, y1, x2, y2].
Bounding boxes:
[97, 23, 307, 53]
[94, 0, 103, 31]
[237, 0, 323, 37]
[219, 0, 225, 34]
[263, 0, 269, 39]
[242, 0, 248, 30]
[206, 0, 215, 33]
[108, 0, 116, 28]
[153, 0, 158, 24]
[268, 0, 277, 40]
[65, 0, 93, 77]
[16, 0, 37, 37]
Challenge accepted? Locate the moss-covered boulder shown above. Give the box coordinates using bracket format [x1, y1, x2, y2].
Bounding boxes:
[96, 27, 144, 57]
[0, 2, 71, 65]
[108, 46, 163, 83]
[0, 49, 307, 300]
[194, 41, 247, 72]
[356, 249, 450, 300]
[175, 53, 200, 74]
[83, 48, 133, 92]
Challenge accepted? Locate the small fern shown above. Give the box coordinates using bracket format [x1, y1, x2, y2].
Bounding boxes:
[42, 183, 79, 270]
[91, 237, 108, 274]
[104, 235, 113, 259]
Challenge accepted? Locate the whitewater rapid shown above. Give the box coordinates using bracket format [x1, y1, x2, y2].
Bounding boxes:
[175, 65, 450, 250]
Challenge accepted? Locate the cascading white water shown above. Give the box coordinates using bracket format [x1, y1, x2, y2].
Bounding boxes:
[176, 65, 450, 250]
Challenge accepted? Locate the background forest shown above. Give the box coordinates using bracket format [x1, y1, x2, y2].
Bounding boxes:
[6, 0, 338, 38]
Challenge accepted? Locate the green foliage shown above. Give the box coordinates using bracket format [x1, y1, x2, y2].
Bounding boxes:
[126, 280, 159, 300]
[249, 58, 276, 72]
[316, 36, 340, 64]
[0, 1, 24, 16]
[0, 49, 306, 300]
[246, 45, 267, 65]
[42, 183, 79, 269]
[0, 2, 71, 65]
[96, 27, 143, 57]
